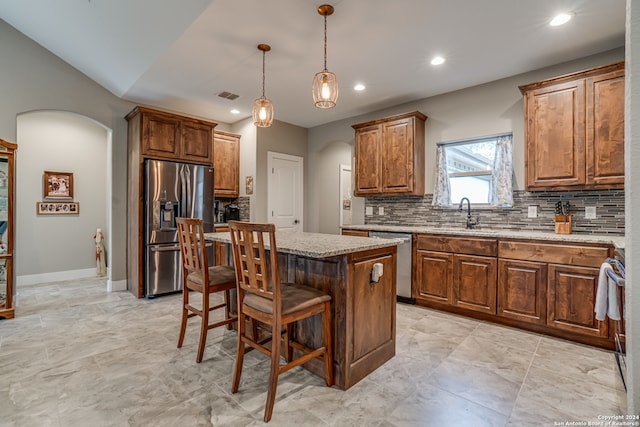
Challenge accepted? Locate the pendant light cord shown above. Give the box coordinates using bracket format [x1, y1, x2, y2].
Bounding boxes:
[262, 49, 266, 98]
[323, 15, 328, 72]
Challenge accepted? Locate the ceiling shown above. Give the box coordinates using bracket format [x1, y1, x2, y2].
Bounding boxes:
[0, 0, 626, 129]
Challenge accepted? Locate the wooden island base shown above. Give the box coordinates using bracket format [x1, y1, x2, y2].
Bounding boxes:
[207, 231, 400, 390]
[279, 246, 397, 390]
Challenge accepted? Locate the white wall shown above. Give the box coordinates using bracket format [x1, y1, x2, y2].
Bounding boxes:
[308, 138, 356, 234]
[231, 117, 257, 220]
[16, 111, 108, 281]
[0, 19, 134, 285]
[625, 0, 639, 414]
[307, 47, 625, 235]
[254, 120, 308, 224]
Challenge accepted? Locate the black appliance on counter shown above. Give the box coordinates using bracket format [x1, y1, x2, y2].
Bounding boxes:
[224, 203, 240, 222]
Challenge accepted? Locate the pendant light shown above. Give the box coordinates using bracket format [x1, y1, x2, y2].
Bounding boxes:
[313, 4, 338, 109]
[253, 44, 274, 127]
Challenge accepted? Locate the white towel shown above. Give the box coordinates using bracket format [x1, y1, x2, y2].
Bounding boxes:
[594, 262, 621, 321]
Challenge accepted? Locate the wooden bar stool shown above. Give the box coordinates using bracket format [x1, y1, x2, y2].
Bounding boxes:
[176, 217, 237, 363]
[228, 221, 333, 422]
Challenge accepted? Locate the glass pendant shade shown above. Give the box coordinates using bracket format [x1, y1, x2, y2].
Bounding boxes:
[313, 4, 338, 109]
[312, 71, 338, 108]
[253, 43, 274, 127]
[252, 97, 274, 127]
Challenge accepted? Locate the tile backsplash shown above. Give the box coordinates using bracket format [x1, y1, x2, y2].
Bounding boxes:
[364, 189, 624, 235]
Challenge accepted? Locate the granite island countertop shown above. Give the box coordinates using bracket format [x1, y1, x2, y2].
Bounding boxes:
[205, 230, 404, 258]
[341, 224, 625, 249]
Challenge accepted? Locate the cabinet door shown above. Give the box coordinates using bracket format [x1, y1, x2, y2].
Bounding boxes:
[497, 259, 547, 324]
[586, 69, 625, 187]
[414, 250, 453, 304]
[142, 112, 181, 159]
[452, 254, 497, 314]
[213, 132, 240, 197]
[351, 252, 396, 365]
[354, 124, 382, 195]
[547, 264, 607, 337]
[214, 226, 229, 266]
[381, 118, 414, 193]
[181, 120, 213, 164]
[525, 80, 586, 189]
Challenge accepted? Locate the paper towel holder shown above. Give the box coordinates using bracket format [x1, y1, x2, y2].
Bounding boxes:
[370, 262, 384, 283]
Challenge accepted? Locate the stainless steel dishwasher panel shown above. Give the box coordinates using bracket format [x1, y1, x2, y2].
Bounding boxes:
[369, 231, 413, 303]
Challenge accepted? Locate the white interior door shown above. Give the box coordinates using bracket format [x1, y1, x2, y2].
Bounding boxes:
[267, 152, 303, 231]
[340, 164, 352, 227]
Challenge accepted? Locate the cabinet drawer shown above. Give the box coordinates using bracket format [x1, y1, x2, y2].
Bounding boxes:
[498, 241, 610, 268]
[416, 234, 497, 257]
[341, 229, 370, 237]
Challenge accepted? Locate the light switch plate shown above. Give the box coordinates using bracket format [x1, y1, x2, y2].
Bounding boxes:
[527, 206, 537, 218]
[378, 207, 385, 215]
[365, 206, 373, 216]
[585, 206, 596, 219]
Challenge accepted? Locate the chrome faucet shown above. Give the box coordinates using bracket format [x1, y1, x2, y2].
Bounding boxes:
[458, 197, 479, 229]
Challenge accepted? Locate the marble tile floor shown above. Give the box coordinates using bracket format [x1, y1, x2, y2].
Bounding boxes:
[0, 278, 627, 426]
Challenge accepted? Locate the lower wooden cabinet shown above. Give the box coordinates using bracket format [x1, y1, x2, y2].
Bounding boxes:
[413, 235, 497, 313]
[351, 251, 396, 364]
[497, 259, 547, 324]
[413, 233, 616, 349]
[214, 225, 229, 266]
[453, 255, 497, 314]
[547, 263, 608, 337]
[415, 250, 453, 304]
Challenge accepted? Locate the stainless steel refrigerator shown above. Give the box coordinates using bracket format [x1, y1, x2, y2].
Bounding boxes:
[144, 159, 215, 297]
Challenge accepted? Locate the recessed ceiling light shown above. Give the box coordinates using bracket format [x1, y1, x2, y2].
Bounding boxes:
[430, 56, 445, 66]
[230, 109, 240, 114]
[354, 84, 366, 91]
[550, 13, 572, 26]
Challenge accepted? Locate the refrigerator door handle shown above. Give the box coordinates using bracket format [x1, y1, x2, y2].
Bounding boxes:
[179, 164, 187, 218]
[180, 164, 193, 218]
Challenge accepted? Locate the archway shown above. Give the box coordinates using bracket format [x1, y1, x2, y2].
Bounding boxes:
[15, 110, 113, 290]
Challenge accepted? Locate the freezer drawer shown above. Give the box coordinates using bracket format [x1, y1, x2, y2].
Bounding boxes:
[145, 242, 214, 297]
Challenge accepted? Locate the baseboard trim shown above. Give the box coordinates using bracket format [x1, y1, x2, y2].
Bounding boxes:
[17, 268, 100, 286]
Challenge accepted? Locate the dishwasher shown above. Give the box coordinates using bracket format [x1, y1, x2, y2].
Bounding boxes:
[369, 231, 414, 304]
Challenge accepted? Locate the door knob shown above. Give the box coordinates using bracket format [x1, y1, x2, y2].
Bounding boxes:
[294, 219, 300, 224]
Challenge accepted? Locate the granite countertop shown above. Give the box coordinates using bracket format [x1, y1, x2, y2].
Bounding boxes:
[341, 224, 625, 249]
[204, 230, 404, 258]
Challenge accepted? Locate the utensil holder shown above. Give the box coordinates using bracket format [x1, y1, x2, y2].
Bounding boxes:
[554, 214, 572, 234]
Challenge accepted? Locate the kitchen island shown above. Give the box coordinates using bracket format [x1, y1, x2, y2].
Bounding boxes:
[205, 230, 402, 390]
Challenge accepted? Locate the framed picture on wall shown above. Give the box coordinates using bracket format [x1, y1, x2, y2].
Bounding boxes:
[43, 171, 73, 199]
[36, 201, 80, 215]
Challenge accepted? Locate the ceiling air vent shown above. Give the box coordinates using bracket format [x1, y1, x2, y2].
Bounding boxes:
[218, 91, 239, 100]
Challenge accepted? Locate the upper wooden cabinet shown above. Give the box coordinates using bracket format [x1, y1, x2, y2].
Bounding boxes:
[519, 62, 624, 191]
[126, 106, 217, 165]
[352, 111, 426, 196]
[213, 131, 240, 198]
